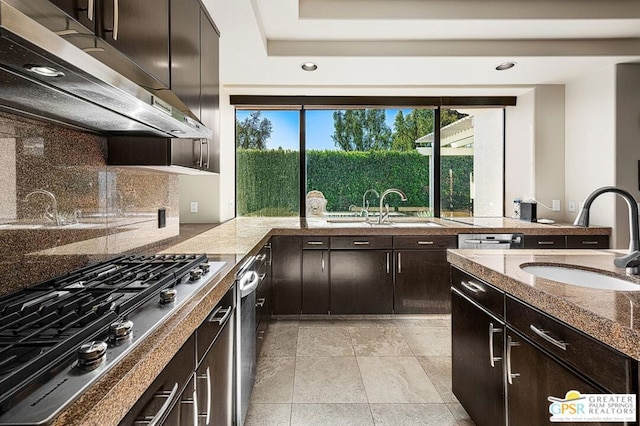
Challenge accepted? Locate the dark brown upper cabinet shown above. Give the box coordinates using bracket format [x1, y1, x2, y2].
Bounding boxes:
[99, 0, 171, 87]
[48, 0, 97, 32]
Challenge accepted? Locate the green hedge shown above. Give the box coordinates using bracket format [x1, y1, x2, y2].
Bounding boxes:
[237, 149, 473, 216]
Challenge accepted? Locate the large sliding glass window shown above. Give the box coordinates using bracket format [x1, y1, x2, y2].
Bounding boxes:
[305, 108, 434, 218]
[235, 103, 505, 218]
[438, 108, 504, 217]
[235, 109, 299, 216]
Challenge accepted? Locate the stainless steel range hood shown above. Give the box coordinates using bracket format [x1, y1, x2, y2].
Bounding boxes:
[0, 0, 212, 139]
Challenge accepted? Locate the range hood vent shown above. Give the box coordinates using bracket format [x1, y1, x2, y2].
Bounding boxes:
[0, 0, 212, 139]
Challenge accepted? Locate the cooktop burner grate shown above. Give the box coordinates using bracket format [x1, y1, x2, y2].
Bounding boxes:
[0, 253, 211, 414]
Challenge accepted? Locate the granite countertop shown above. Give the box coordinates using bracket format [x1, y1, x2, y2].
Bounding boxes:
[65, 216, 613, 425]
[447, 249, 640, 361]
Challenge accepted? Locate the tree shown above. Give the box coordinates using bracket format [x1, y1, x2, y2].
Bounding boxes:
[392, 109, 434, 151]
[391, 109, 468, 151]
[236, 111, 273, 149]
[331, 109, 392, 151]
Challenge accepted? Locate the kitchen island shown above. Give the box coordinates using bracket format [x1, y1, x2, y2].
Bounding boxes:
[58, 217, 613, 425]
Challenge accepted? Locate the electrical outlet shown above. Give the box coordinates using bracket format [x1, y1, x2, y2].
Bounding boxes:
[552, 200, 561, 212]
[190, 201, 198, 213]
[568, 201, 576, 212]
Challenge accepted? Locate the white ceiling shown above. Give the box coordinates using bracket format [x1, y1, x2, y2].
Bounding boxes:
[203, 0, 640, 96]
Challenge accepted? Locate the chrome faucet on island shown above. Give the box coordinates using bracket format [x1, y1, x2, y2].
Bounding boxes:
[573, 186, 640, 274]
[378, 188, 408, 224]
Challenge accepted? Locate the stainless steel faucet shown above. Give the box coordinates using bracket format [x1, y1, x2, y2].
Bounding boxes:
[362, 189, 379, 220]
[24, 189, 61, 226]
[573, 186, 640, 274]
[378, 188, 408, 224]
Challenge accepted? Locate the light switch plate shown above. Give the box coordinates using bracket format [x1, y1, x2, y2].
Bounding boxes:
[190, 201, 198, 213]
[552, 200, 561, 211]
[568, 201, 576, 212]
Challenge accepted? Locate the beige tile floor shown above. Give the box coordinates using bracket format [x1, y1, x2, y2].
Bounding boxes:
[246, 317, 475, 426]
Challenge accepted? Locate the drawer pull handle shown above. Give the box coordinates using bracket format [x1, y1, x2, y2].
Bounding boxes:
[145, 382, 179, 426]
[256, 298, 266, 308]
[353, 241, 370, 245]
[397, 252, 402, 274]
[460, 281, 486, 293]
[581, 241, 599, 245]
[307, 241, 325, 245]
[417, 241, 434, 245]
[256, 254, 267, 261]
[530, 324, 567, 351]
[489, 322, 502, 368]
[537, 241, 556, 245]
[207, 306, 232, 325]
[507, 336, 520, 385]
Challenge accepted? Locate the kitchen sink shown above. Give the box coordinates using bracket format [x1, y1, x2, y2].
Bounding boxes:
[325, 219, 443, 227]
[521, 264, 640, 291]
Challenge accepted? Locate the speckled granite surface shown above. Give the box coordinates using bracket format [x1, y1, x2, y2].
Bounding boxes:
[0, 112, 180, 296]
[55, 216, 616, 426]
[447, 249, 640, 360]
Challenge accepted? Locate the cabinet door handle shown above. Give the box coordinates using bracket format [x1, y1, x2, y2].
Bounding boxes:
[417, 241, 434, 245]
[386, 252, 390, 274]
[507, 335, 520, 385]
[353, 241, 370, 245]
[581, 241, 599, 245]
[87, 0, 94, 20]
[460, 280, 486, 293]
[195, 139, 204, 167]
[321, 251, 325, 272]
[146, 382, 179, 426]
[112, 0, 119, 40]
[255, 298, 266, 308]
[178, 374, 199, 426]
[204, 140, 210, 169]
[529, 324, 567, 351]
[397, 252, 402, 274]
[197, 367, 212, 425]
[489, 322, 502, 367]
[537, 241, 556, 245]
[256, 254, 267, 261]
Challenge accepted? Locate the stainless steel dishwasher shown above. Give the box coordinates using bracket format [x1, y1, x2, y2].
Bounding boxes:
[458, 233, 524, 249]
[235, 257, 260, 426]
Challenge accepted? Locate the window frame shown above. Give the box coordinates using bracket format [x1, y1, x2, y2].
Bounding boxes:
[233, 96, 515, 218]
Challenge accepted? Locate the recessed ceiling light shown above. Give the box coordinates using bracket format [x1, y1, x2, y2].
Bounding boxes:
[24, 65, 65, 78]
[495, 62, 516, 71]
[301, 62, 318, 72]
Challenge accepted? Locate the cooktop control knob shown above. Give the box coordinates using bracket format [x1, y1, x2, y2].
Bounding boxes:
[109, 320, 133, 342]
[159, 288, 177, 304]
[189, 268, 203, 281]
[77, 340, 108, 370]
[200, 262, 210, 273]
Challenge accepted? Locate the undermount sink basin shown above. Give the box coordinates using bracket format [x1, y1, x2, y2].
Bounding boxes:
[324, 219, 443, 228]
[521, 264, 640, 291]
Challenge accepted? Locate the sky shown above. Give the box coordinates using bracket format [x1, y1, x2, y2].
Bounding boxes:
[236, 109, 408, 151]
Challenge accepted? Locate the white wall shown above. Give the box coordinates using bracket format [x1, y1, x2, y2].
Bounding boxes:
[565, 66, 618, 244]
[178, 174, 220, 223]
[505, 86, 565, 222]
[615, 64, 640, 249]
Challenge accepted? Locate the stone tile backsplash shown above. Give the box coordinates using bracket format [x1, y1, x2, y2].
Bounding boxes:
[0, 112, 179, 296]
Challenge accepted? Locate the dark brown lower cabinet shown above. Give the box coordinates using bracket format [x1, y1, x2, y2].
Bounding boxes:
[506, 330, 619, 426]
[271, 236, 301, 314]
[451, 289, 505, 426]
[330, 250, 393, 314]
[395, 250, 451, 313]
[302, 249, 330, 314]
